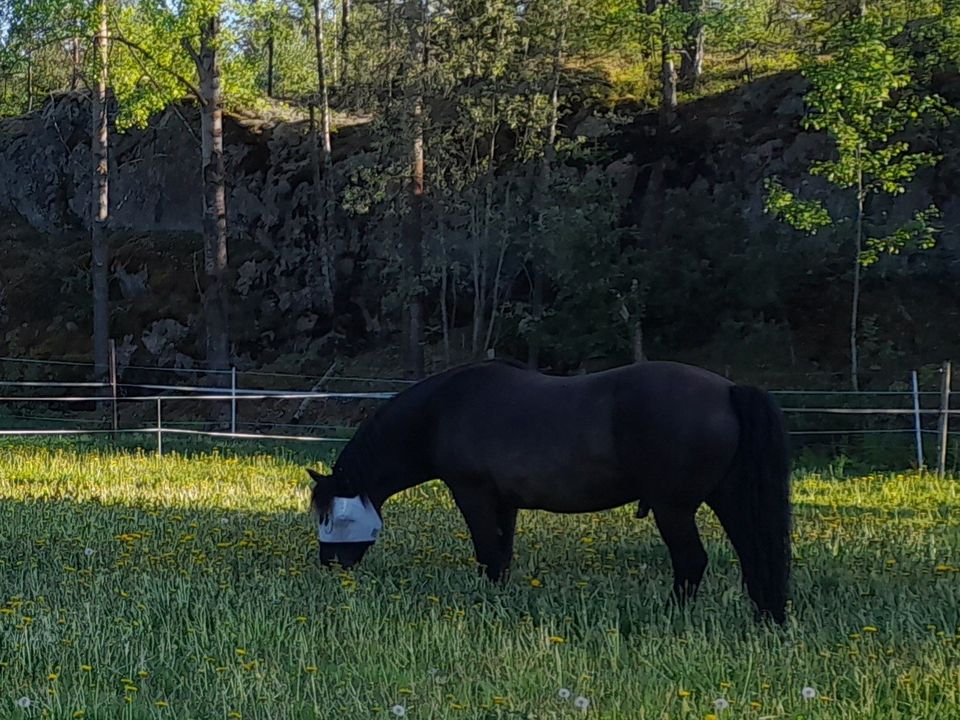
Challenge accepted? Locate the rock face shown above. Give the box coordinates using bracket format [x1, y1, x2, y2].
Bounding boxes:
[1, 72, 959, 375]
[0, 93, 372, 244]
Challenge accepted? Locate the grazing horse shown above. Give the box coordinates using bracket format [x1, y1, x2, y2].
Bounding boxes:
[308, 360, 791, 623]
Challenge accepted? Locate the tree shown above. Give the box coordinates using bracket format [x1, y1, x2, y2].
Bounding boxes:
[400, 0, 425, 378]
[110, 0, 259, 377]
[765, 18, 942, 390]
[91, 0, 109, 382]
[308, 0, 336, 314]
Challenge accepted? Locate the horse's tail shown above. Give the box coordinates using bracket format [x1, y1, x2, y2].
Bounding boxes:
[710, 385, 791, 624]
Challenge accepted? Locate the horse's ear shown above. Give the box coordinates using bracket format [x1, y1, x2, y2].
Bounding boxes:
[306, 467, 330, 485]
[307, 468, 333, 516]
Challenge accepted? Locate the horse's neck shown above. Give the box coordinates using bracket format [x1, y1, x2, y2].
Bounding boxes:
[361, 411, 432, 506]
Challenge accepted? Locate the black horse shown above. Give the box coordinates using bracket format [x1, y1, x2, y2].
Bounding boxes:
[309, 360, 791, 623]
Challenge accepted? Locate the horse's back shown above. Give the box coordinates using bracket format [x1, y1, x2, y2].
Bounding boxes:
[609, 363, 739, 504]
[430, 361, 739, 512]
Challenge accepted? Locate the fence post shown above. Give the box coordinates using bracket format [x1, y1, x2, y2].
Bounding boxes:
[912, 370, 924, 470]
[231, 366, 237, 435]
[938, 361, 952, 478]
[156, 398, 163, 457]
[108, 339, 118, 439]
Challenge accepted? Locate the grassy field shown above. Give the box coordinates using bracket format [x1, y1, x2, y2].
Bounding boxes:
[0, 444, 957, 719]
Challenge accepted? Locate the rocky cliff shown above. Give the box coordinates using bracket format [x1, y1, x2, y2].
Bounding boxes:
[1, 71, 959, 380]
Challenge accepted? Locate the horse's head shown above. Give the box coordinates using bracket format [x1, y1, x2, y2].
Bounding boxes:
[307, 467, 381, 569]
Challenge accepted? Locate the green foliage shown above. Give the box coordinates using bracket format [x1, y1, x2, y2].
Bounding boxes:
[766, 18, 943, 265]
[861, 206, 941, 266]
[764, 178, 832, 233]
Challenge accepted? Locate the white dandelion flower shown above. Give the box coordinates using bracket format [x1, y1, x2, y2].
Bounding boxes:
[714, 697, 730, 712]
[558, 688, 572, 700]
[15, 696, 31, 709]
[390, 704, 406, 717]
[84, 547, 95, 557]
[802, 686, 817, 700]
[574, 696, 590, 711]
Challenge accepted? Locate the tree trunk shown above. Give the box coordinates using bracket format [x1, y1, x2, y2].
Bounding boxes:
[71, 38, 80, 91]
[660, 23, 677, 126]
[340, 0, 351, 85]
[851, 162, 864, 392]
[633, 318, 645, 362]
[91, 1, 110, 382]
[195, 17, 230, 376]
[678, 0, 705, 88]
[484, 185, 510, 353]
[401, 93, 425, 378]
[312, 0, 336, 311]
[26, 55, 33, 112]
[313, 0, 333, 162]
[471, 199, 483, 356]
[439, 232, 450, 367]
[266, 32, 275, 97]
[401, 0, 426, 379]
[528, 18, 564, 368]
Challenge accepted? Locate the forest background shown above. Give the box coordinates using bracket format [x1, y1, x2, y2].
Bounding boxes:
[0, 0, 958, 395]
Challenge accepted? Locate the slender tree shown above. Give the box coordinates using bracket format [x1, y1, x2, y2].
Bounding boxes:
[311, 0, 335, 311]
[400, 0, 425, 378]
[766, 19, 942, 389]
[91, 0, 110, 382]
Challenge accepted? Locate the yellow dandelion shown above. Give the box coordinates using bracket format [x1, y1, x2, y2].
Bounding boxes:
[305, 666, 318, 673]
[549, 636, 565, 645]
[47, 673, 58, 681]
[678, 689, 691, 698]
[154, 700, 169, 708]
[530, 578, 543, 588]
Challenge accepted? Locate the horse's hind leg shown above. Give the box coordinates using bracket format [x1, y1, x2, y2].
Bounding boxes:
[497, 505, 518, 570]
[450, 484, 516, 581]
[653, 506, 708, 605]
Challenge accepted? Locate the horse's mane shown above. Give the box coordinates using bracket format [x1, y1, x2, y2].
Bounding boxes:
[333, 359, 529, 495]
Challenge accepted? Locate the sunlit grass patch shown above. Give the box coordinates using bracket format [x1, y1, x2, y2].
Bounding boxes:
[0, 445, 957, 719]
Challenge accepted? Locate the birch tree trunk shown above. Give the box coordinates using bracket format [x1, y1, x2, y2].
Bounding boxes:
[192, 17, 231, 376]
[91, 0, 110, 382]
[400, 0, 426, 378]
[679, 0, 705, 88]
[340, 0, 350, 85]
[528, 15, 564, 368]
[312, 0, 335, 311]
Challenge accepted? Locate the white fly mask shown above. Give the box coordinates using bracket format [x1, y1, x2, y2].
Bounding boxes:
[317, 496, 382, 544]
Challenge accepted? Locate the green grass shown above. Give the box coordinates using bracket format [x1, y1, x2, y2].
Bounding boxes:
[0, 446, 958, 719]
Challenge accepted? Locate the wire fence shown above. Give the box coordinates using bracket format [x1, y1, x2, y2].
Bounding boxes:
[0, 355, 955, 473]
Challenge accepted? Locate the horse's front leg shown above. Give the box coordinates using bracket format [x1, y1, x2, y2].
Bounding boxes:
[450, 483, 516, 581]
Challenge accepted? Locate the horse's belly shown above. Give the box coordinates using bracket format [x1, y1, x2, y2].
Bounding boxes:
[493, 454, 634, 513]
